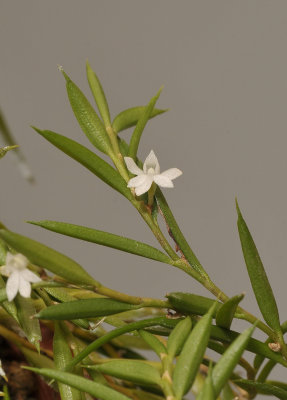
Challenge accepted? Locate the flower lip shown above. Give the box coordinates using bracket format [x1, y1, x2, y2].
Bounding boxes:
[124, 150, 182, 196]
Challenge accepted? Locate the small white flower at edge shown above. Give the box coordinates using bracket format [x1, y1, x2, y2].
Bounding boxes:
[0, 360, 7, 382]
[1, 252, 41, 302]
[124, 150, 182, 196]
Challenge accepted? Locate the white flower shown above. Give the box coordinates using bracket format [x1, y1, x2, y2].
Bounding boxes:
[124, 150, 182, 196]
[0, 360, 7, 382]
[1, 252, 41, 302]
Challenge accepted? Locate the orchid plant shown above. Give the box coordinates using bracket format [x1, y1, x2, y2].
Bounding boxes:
[0, 62, 286, 400]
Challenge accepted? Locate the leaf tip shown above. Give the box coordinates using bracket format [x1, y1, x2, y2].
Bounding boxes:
[31, 126, 42, 135]
[58, 65, 70, 82]
[235, 197, 242, 218]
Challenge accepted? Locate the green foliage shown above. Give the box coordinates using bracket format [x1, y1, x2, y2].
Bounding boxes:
[29, 220, 172, 264]
[36, 298, 140, 320]
[1, 65, 286, 400]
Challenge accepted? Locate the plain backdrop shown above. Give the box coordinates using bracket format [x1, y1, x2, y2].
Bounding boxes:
[1, 1, 287, 398]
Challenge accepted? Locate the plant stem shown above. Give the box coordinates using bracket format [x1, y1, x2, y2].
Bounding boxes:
[96, 284, 170, 308]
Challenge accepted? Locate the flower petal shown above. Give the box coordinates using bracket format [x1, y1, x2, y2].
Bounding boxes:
[6, 272, 20, 302]
[143, 150, 160, 174]
[154, 174, 174, 188]
[0, 265, 13, 276]
[124, 157, 143, 176]
[18, 278, 31, 298]
[127, 174, 148, 188]
[20, 269, 41, 283]
[160, 168, 182, 180]
[135, 175, 154, 196]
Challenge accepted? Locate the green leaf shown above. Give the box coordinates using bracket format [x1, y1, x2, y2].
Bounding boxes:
[61, 69, 112, 155]
[234, 379, 287, 399]
[65, 317, 172, 370]
[25, 367, 131, 400]
[29, 220, 172, 264]
[3, 385, 10, 400]
[0, 229, 96, 286]
[15, 296, 42, 351]
[210, 325, 287, 366]
[87, 360, 161, 386]
[54, 322, 82, 400]
[216, 293, 244, 329]
[0, 238, 7, 265]
[212, 324, 255, 396]
[196, 364, 216, 400]
[236, 200, 281, 333]
[257, 359, 276, 383]
[86, 61, 111, 127]
[172, 303, 217, 398]
[33, 128, 131, 199]
[36, 298, 140, 320]
[156, 189, 208, 277]
[112, 106, 167, 134]
[139, 330, 167, 358]
[167, 316, 192, 359]
[45, 287, 90, 329]
[220, 383, 236, 400]
[167, 292, 221, 316]
[0, 287, 7, 302]
[20, 346, 55, 369]
[0, 274, 18, 322]
[128, 88, 162, 159]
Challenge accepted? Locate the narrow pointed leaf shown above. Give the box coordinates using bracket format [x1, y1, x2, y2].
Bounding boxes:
[257, 359, 276, 383]
[212, 324, 255, 396]
[65, 317, 172, 370]
[0, 288, 7, 302]
[216, 293, 244, 329]
[86, 61, 111, 127]
[167, 292, 221, 316]
[0, 229, 96, 286]
[220, 384, 235, 400]
[112, 106, 167, 134]
[234, 379, 287, 399]
[30, 220, 172, 264]
[196, 364, 216, 400]
[33, 128, 131, 199]
[61, 69, 112, 155]
[3, 385, 10, 400]
[54, 322, 82, 400]
[167, 316, 192, 358]
[210, 325, 287, 366]
[15, 296, 42, 351]
[25, 367, 131, 400]
[0, 238, 7, 265]
[87, 360, 161, 386]
[156, 189, 208, 276]
[128, 88, 162, 159]
[139, 330, 167, 358]
[0, 274, 18, 322]
[45, 287, 90, 329]
[172, 303, 217, 398]
[20, 346, 55, 369]
[236, 201, 281, 333]
[36, 298, 140, 320]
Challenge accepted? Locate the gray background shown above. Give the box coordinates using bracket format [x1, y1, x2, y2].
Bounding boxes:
[1, 1, 287, 397]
